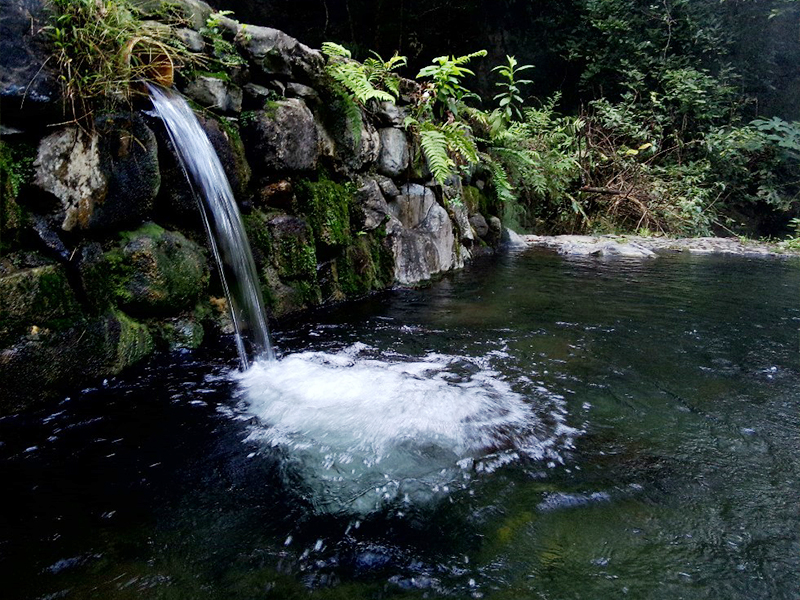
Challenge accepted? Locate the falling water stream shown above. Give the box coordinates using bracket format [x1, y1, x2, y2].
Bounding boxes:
[147, 84, 273, 367]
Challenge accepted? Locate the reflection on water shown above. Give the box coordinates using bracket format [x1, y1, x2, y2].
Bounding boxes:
[1, 250, 798, 599]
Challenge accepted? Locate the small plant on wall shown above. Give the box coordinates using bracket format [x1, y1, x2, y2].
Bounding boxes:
[46, 0, 204, 126]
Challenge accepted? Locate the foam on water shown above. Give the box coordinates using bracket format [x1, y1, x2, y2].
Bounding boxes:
[234, 343, 578, 513]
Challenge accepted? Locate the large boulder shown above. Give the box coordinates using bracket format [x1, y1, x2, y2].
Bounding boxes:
[377, 127, 410, 178]
[0, 0, 59, 125]
[387, 184, 461, 284]
[0, 311, 153, 414]
[33, 115, 160, 232]
[236, 24, 324, 82]
[242, 99, 319, 174]
[81, 224, 209, 317]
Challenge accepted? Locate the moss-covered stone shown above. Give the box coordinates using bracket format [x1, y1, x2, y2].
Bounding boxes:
[295, 175, 355, 249]
[81, 223, 209, 318]
[0, 263, 81, 342]
[0, 310, 154, 415]
[244, 208, 322, 316]
[462, 185, 491, 215]
[0, 140, 33, 253]
[110, 310, 155, 373]
[336, 232, 395, 297]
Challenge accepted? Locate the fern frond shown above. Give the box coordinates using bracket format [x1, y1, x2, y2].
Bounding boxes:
[480, 151, 515, 203]
[322, 42, 351, 58]
[328, 61, 395, 104]
[441, 122, 480, 165]
[420, 126, 455, 184]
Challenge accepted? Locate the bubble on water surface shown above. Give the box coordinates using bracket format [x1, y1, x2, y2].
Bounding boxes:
[235, 344, 578, 513]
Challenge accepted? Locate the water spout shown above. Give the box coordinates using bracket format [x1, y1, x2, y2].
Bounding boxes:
[147, 84, 274, 367]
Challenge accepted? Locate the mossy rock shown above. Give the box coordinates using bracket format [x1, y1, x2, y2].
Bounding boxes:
[0, 140, 33, 253]
[462, 185, 491, 216]
[149, 315, 205, 351]
[244, 209, 322, 315]
[295, 176, 355, 250]
[81, 223, 209, 318]
[0, 263, 81, 343]
[335, 232, 395, 297]
[0, 311, 153, 415]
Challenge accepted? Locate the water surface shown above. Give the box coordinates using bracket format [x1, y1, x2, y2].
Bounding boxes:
[1, 249, 798, 599]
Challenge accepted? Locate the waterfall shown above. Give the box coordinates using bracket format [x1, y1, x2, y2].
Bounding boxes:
[147, 84, 274, 367]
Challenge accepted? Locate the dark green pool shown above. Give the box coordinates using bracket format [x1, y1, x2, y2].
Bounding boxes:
[2, 249, 798, 599]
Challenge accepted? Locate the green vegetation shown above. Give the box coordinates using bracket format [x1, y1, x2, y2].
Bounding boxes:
[322, 42, 404, 105]
[492, 55, 534, 124]
[295, 175, 356, 248]
[306, 0, 799, 239]
[46, 0, 204, 124]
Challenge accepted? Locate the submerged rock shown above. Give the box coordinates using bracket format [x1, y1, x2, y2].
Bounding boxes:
[0, 311, 153, 413]
[526, 235, 657, 258]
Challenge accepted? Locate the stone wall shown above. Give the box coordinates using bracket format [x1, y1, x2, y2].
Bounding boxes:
[0, 0, 505, 412]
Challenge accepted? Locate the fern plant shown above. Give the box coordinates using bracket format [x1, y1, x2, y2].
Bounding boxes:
[416, 50, 487, 117]
[404, 117, 480, 185]
[322, 42, 404, 106]
[363, 51, 408, 99]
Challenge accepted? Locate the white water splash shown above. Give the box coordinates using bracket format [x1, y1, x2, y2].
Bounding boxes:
[235, 344, 578, 514]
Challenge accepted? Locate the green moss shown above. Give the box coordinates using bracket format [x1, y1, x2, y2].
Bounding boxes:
[295, 175, 355, 248]
[264, 100, 281, 119]
[95, 224, 209, 317]
[0, 141, 34, 254]
[462, 185, 490, 215]
[333, 232, 395, 298]
[118, 221, 165, 243]
[150, 316, 204, 351]
[277, 235, 316, 280]
[243, 210, 273, 261]
[0, 265, 82, 340]
[110, 310, 154, 373]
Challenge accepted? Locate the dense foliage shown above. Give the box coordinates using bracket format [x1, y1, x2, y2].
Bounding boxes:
[302, 0, 800, 237]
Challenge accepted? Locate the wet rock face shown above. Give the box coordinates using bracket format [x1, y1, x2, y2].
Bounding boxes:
[387, 184, 461, 284]
[112, 225, 209, 317]
[0, 0, 59, 123]
[377, 128, 410, 178]
[33, 115, 160, 232]
[242, 99, 319, 174]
